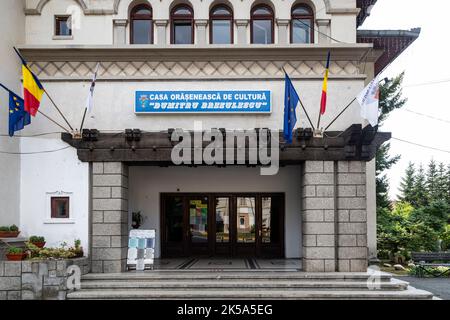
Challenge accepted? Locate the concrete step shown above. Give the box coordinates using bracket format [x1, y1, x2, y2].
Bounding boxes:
[81, 271, 394, 283]
[79, 279, 408, 291]
[67, 287, 434, 300]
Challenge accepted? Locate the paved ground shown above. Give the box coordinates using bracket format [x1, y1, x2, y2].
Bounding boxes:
[398, 276, 450, 300]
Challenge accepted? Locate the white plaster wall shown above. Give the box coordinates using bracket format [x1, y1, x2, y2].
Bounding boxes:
[19, 137, 89, 252]
[0, 0, 25, 226]
[128, 165, 302, 258]
[24, 0, 359, 45]
[26, 0, 113, 45]
[20, 79, 365, 135]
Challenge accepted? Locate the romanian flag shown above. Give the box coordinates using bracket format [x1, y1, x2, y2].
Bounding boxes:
[320, 51, 331, 115]
[14, 48, 44, 116]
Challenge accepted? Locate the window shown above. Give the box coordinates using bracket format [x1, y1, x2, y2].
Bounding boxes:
[55, 16, 72, 36]
[130, 4, 153, 44]
[210, 4, 233, 44]
[291, 4, 314, 44]
[171, 4, 194, 44]
[251, 5, 274, 44]
[51, 197, 70, 219]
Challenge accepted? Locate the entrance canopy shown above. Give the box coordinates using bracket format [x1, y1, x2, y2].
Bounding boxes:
[62, 124, 390, 164]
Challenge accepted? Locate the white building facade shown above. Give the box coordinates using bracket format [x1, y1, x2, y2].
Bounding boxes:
[0, 0, 419, 273]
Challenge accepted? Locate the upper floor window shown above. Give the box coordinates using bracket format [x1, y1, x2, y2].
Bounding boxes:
[210, 4, 233, 44]
[251, 5, 274, 44]
[291, 4, 314, 44]
[130, 4, 153, 44]
[171, 4, 194, 44]
[55, 16, 72, 36]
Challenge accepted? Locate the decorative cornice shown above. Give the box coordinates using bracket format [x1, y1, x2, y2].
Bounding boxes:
[17, 44, 380, 62]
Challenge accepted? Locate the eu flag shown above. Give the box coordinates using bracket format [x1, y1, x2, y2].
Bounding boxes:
[9, 91, 31, 137]
[284, 73, 300, 144]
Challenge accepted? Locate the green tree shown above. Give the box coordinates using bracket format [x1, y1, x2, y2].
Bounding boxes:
[426, 159, 439, 202]
[399, 162, 416, 204]
[447, 164, 450, 204]
[435, 162, 448, 202]
[378, 72, 407, 125]
[375, 73, 406, 210]
[413, 164, 428, 207]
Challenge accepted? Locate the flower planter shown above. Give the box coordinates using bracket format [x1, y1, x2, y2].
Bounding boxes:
[31, 241, 46, 248]
[0, 231, 20, 238]
[6, 253, 25, 261]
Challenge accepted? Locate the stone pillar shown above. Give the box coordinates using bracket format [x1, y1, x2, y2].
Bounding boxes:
[276, 19, 289, 44]
[302, 161, 337, 272]
[235, 19, 249, 44]
[91, 162, 129, 273]
[302, 161, 368, 272]
[316, 19, 331, 44]
[195, 20, 208, 45]
[337, 161, 368, 272]
[154, 20, 168, 45]
[113, 19, 128, 45]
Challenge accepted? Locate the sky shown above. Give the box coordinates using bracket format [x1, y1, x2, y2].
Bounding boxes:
[361, 0, 450, 200]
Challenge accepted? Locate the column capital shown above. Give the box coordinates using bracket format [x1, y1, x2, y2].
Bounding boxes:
[195, 19, 209, 27]
[154, 19, 169, 27]
[235, 19, 249, 27]
[316, 19, 331, 27]
[276, 19, 290, 27]
[113, 19, 128, 27]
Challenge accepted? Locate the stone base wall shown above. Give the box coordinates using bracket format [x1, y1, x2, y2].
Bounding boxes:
[302, 161, 368, 272]
[91, 162, 129, 273]
[0, 257, 90, 300]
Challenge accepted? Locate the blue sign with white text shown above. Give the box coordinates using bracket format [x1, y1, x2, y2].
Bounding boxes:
[135, 91, 272, 113]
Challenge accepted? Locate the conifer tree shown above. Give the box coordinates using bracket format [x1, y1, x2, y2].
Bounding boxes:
[426, 159, 439, 202]
[413, 164, 428, 207]
[435, 162, 448, 202]
[399, 162, 416, 204]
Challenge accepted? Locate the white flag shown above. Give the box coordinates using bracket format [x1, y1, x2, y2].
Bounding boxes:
[357, 76, 380, 127]
[86, 63, 100, 113]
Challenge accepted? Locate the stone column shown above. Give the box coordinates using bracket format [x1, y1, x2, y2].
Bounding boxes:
[195, 20, 208, 45]
[154, 20, 168, 45]
[302, 161, 368, 272]
[113, 19, 128, 45]
[302, 161, 337, 272]
[316, 19, 331, 44]
[276, 19, 289, 45]
[91, 162, 129, 273]
[235, 19, 249, 44]
[337, 161, 368, 272]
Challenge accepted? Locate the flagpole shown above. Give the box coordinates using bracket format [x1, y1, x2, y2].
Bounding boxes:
[0, 81, 70, 133]
[80, 108, 87, 132]
[282, 68, 316, 130]
[323, 97, 357, 132]
[13, 47, 74, 132]
[37, 110, 71, 133]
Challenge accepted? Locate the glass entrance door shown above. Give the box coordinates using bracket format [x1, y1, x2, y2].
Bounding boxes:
[161, 193, 284, 258]
[187, 196, 210, 255]
[234, 196, 257, 256]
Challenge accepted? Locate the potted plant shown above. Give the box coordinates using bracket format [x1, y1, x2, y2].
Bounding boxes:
[0, 225, 20, 238]
[6, 247, 25, 261]
[29, 236, 46, 248]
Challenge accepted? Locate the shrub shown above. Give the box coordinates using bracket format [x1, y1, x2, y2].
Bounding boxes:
[9, 225, 19, 232]
[0, 226, 10, 231]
